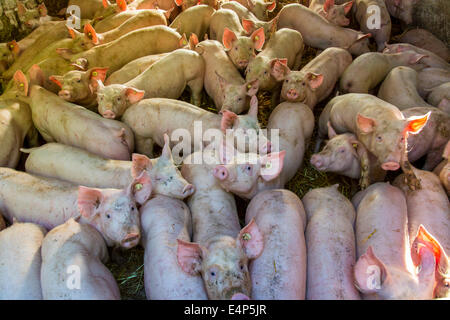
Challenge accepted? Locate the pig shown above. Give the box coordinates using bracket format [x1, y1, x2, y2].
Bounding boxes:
[0, 167, 151, 248]
[170, 5, 216, 40]
[209, 9, 265, 70]
[231, 0, 276, 21]
[0, 98, 37, 168]
[302, 185, 360, 300]
[394, 29, 450, 62]
[354, 0, 391, 51]
[58, 26, 185, 75]
[194, 40, 259, 113]
[427, 83, 450, 113]
[311, 128, 386, 188]
[273, 47, 352, 109]
[22, 137, 195, 199]
[383, 43, 450, 71]
[220, 2, 278, 42]
[416, 68, 450, 98]
[141, 196, 207, 299]
[0, 41, 21, 73]
[244, 28, 304, 91]
[393, 168, 450, 298]
[105, 53, 168, 85]
[121, 97, 270, 157]
[40, 218, 120, 300]
[179, 149, 264, 300]
[352, 183, 437, 299]
[0, 222, 46, 300]
[15, 67, 134, 161]
[401, 106, 449, 170]
[96, 49, 205, 118]
[339, 51, 428, 94]
[80, 10, 169, 50]
[318, 94, 430, 174]
[48, 67, 109, 109]
[68, 0, 118, 19]
[378, 66, 434, 110]
[384, 0, 416, 25]
[433, 141, 450, 195]
[16, 2, 49, 30]
[175, 0, 218, 11]
[309, 0, 353, 27]
[246, 189, 307, 300]
[277, 4, 371, 56]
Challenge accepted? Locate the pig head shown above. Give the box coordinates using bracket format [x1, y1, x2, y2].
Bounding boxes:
[96, 81, 145, 119]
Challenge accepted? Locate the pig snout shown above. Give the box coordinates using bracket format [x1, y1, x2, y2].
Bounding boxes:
[231, 293, 250, 300]
[310, 154, 326, 170]
[121, 232, 140, 249]
[58, 90, 71, 101]
[102, 110, 116, 119]
[182, 184, 195, 197]
[213, 166, 229, 181]
[286, 89, 299, 100]
[381, 161, 400, 171]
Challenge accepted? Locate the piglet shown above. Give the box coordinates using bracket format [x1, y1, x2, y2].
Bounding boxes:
[353, 183, 437, 299]
[394, 29, 450, 62]
[303, 185, 360, 299]
[309, 0, 353, 27]
[41, 218, 120, 300]
[170, 5, 215, 40]
[0, 222, 46, 300]
[384, 43, 450, 71]
[246, 189, 306, 299]
[416, 68, 450, 98]
[433, 141, 450, 195]
[141, 196, 207, 299]
[233, 0, 276, 21]
[427, 83, 450, 113]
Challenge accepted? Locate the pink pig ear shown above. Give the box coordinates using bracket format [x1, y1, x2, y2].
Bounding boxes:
[245, 79, 259, 96]
[176, 239, 204, 275]
[343, 1, 353, 14]
[130, 172, 152, 205]
[77, 186, 104, 220]
[116, 0, 127, 12]
[7, 40, 20, 56]
[174, 0, 184, 6]
[161, 133, 174, 161]
[49, 75, 63, 88]
[270, 58, 290, 81]
[405, 112, 430, 135]
[189, 33, 199, 50]
[125, 87, 145, 104]
[306, 72, 324, 90]
[242, 19, 255, 34]
[17, 2, 26, 16]
[237, 218, 264, 259]
[247, 95, 259, 119]
[327, 121, 337, 139]
[13, 70, 29, 96]
[89, 67, 108, 89]
[220, 110, 238, 132]
[102, 0, 109, 8]
[323, 0, 334, 12]
[411, 225, 448, 271]
[84, 23, 99, 45]
[222, 28, 237, 50]
[131, 153, 152, 179]
[266, 1, 276, 12]
[38, 3, 48, 17]
[29, 64, 44, 87]
[356, 113, 376, 134]
[259, 150, 286, 181]
[250, 27, 265, 51]
[354, 246, 387, 294]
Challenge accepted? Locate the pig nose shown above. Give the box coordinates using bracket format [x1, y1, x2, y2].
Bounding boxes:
[310, 154, 324, 170]
[213, 166, 228, 180]
[182, 184, 195, 196]
[381, 161, 400, 171]
[286, 89, 298, 100]
[231, 293, 250, 300]
[58, 90, 71, 100]
[238, 60, 249, 68]
[121, 232, 140, 248]
[102, 110, 116, 119]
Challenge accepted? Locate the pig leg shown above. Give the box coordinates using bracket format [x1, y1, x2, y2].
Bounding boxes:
[135, 135, 155, 158]
[187, 77, 203, 106]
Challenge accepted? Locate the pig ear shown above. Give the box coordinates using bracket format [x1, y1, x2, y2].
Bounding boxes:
[163, 7, 174, 19]
[270, 58, 290, 81]
[130, 172, 153, 205]
[343, 1, 353, 14]
[259, 150, 286, 181]
[125, 87, 145, 104]
[222, 28, 237, 51]
[250, 27, 265, 51]
[89, 68, 109, 91]
[306, 72, 324, 90]
[266, 1, 276, 12]
[220, 110, 238, 132]
[174, 0, 184, 6]
[242, 19, 255, 34]
[102, 0, 109, 8]
[77, 186, 104, 220]
[49, 75, 63, 88]
[160, 133, 174, 161]
[356, 113, 376, 134]
[131, 153, 152, 179]
[176, 239, 204, 275]
[354, 246, 387, 294]
[246, 0, 255, 9]
[84, 23, 100, 45]
[116, 0, 127, 12]
[247, 95, 259, 119]
[7, 40, 20, 56]
[189, 33, 199, 50]
[38, 3, 48, 17]
[245, 79, 259, 96]
[179, 33, 188, 48]
[409, 53, 428, 65]
[17, 2, 26, 16]
[405, 112, 430, 135]
[327, 121, 337, 139]
[323, 0, 334, 12]
[29, 64, 44, 87]
[237, 218, 264, 259]
[356, 33, 371, 42]
[411, 225, 448, 272]
[269, 16, 278, 35]
[13, 70, 29, 96]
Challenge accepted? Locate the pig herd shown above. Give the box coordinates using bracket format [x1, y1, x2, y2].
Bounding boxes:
[0, 0, 449, 300]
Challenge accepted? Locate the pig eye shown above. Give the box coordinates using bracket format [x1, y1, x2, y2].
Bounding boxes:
[376, 136, 383, 142]
[117, 97, 121, 102]
[131, 206, 135, 211]
[238, 98, 242, 101]
[106, 214, 111, 219]
[76, 79, 81, 83]
[240, 264, 244, 270]
[210, 271, 216, 277]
